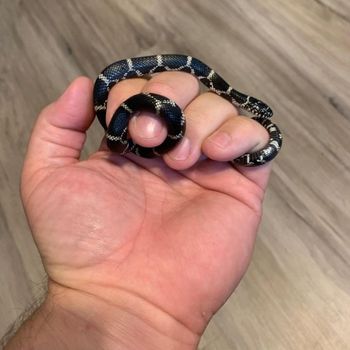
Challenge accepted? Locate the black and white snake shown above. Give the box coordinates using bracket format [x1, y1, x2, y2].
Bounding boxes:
[93, 54, 282, 166]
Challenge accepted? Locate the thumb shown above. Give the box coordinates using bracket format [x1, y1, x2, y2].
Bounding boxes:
[23, 77, 94, 177]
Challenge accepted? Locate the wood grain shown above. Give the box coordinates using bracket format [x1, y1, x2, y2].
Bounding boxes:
[0, 0, 349, 348]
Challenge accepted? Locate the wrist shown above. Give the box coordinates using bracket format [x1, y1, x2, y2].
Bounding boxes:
[5, 281, 199, 350]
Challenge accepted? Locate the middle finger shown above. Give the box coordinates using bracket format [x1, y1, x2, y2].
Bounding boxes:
[164, 92, 238, 169]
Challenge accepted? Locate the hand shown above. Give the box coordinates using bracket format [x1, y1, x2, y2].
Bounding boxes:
[19, 74, 272, 349]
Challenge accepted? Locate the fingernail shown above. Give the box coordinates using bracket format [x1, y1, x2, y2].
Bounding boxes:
[169, 137, 191, 161]
[132, 113, 162, 139]
[208, 131, 231, 149]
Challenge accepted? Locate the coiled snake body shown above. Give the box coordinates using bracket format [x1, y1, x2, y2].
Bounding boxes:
[93, 54, 282, 166]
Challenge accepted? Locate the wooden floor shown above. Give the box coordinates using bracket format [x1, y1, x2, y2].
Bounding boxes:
[1, 0, 349, 349]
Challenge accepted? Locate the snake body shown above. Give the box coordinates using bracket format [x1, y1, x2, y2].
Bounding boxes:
[93, 54, 282, 166]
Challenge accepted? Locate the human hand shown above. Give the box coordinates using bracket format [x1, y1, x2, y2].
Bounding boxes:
[19, 73, 272, 349]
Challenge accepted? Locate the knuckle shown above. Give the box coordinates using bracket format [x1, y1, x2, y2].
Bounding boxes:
[143, 81, 178, 100]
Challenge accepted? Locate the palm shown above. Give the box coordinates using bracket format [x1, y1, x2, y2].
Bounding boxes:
[23, 153, 262, 332]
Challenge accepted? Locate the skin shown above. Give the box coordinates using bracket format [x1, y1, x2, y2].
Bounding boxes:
[7, 72, 272, 349]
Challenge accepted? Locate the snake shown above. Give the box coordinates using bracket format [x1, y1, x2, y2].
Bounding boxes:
[93, 54, 282, 166]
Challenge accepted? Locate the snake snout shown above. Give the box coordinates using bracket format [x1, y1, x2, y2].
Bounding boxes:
[259, 105, 273, 118]
[249, 97, 273, 118]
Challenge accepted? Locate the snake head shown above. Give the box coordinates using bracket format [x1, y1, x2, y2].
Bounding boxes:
[247, 97, 273, 118]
